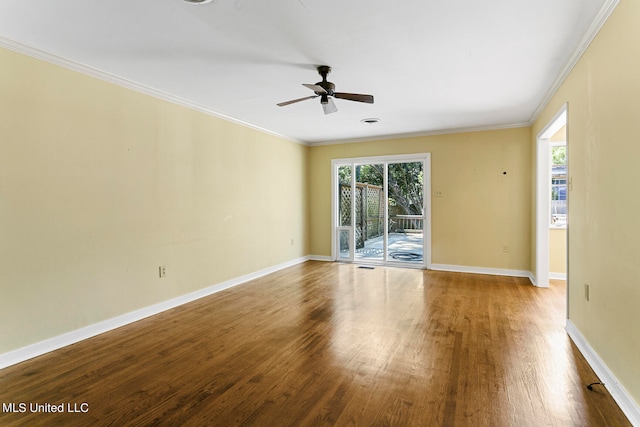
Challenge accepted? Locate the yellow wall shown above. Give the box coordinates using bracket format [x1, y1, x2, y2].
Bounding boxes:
[531, 0, 640, 405]
[0, 47, 308, 353]
[308, 127, 531, 271]
[549, 228, 566, 274]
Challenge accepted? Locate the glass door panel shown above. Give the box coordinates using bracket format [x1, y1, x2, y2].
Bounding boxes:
[354, 164, 384, 262]
[337, 228, 351, 260]
[387, 161, 424, 264]
[337, 165, 353, 260]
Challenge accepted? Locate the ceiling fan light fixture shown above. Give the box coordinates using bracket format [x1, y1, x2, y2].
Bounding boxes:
[182, 0, 214, 4]
[361, 118, 381, 124]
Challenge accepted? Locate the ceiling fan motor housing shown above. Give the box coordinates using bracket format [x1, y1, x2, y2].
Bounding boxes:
[316, 65, 335, 96]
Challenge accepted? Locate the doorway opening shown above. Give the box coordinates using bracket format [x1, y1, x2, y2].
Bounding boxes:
[536, 105, 568, 288]
[332, 154, 431, 269]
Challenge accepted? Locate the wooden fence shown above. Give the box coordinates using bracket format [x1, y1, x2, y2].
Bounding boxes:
[339, 183, 384, 249]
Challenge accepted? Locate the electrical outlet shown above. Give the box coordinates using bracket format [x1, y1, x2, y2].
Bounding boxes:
[434, 191, 443, 197]
[159, 266, 167, 278]
[585, 283, 590, 301]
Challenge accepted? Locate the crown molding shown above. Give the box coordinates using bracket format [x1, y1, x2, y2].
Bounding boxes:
[0, 36, 308, 146]
[529, 0, 620, 123]
[307, 121, 532, 147]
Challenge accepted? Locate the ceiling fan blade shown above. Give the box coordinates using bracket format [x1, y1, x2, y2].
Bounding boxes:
[322, 97, 338, 115]
[277, 95, 317, 107]
[334, 92, 374, 104]
[303, 83, 327, 94]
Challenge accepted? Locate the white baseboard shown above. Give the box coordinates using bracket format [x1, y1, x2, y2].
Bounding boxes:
[430, 263, 531, 279]
[0, 256, 310, 370]
[550, 272, 567, 280]
[310, 259, 534, 281]
[527, 271, 538, 286]
[527, 272, 566, 288]
[308, 255, 333, 262]
[566, 320, 640, 426]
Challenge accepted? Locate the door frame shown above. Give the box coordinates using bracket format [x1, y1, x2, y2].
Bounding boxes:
[535, 104, 568, 288]
[331, 153, 431, 269]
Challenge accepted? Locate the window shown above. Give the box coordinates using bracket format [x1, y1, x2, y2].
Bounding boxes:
[550, 144, 567, 227]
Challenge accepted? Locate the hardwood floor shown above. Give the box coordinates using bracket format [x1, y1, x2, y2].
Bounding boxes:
[0, 262, 631, 426]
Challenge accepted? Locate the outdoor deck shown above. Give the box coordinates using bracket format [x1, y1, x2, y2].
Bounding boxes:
[342, 232, 424, 264]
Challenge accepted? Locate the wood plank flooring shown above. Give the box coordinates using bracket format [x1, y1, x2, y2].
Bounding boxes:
[0, 261, 631, 426]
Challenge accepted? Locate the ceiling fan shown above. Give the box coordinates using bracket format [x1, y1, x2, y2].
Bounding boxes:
[277, 65, 374, 115]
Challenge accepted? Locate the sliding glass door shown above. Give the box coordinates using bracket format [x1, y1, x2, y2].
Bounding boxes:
[333, 154, 430, 268]
[387, 161, 424, 264]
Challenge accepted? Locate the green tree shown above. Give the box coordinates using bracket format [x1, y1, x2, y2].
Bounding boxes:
[355, 163, 423, 215]
[552, 146, 566, 165]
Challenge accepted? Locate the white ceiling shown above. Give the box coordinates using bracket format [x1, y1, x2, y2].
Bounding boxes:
[0, 0, 612, 144]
